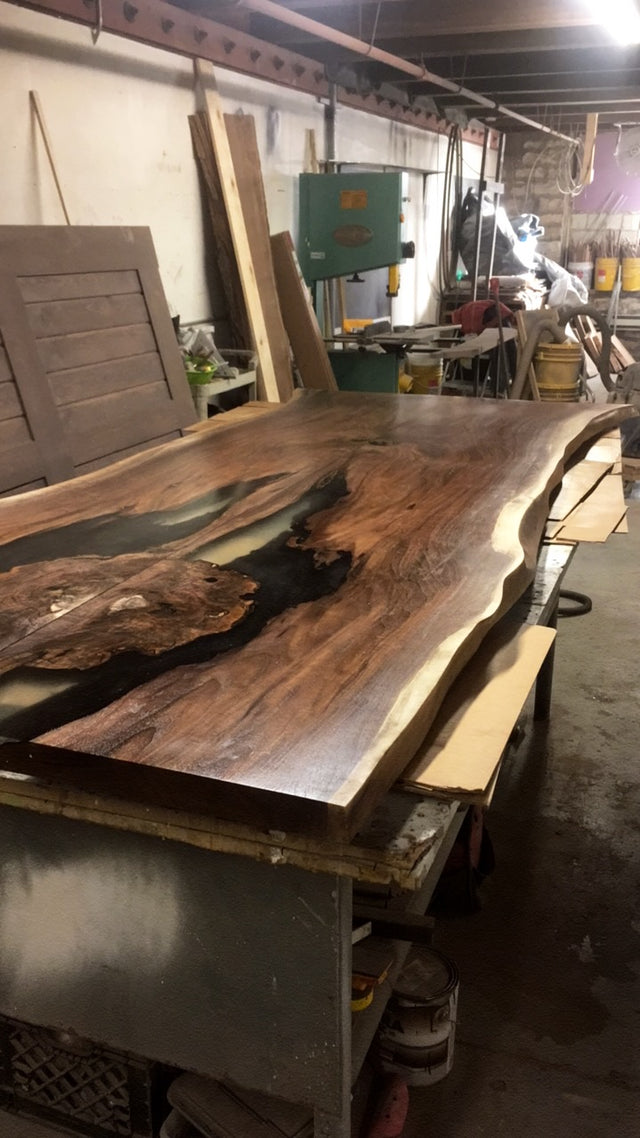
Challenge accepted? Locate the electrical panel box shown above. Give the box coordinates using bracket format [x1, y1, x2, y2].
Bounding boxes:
[298, 172, 405, 283]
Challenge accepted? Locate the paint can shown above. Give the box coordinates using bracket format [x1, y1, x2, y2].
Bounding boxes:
[594, 256, 619, 291]
[622, 257, 640, 292]
[376, 947, 459, 1086]
[406, 351, 443, 395]
[567, 260, 594, 290]
[534, 342, 582, 402]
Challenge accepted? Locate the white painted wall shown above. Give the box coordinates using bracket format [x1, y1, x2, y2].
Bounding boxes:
[0, 1, 491, 327]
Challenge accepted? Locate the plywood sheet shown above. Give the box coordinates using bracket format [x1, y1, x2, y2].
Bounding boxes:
[401, 623, 555, 799]
[0, 225, 195, 493]
[614, 512, 629, 534]
[548, 459, 611, 521]
[0, 392, 633, 839]
[556, 472, 626, 542]
[585, 429, 621, 465]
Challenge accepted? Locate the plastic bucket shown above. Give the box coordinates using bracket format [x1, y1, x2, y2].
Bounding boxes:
[595, 256, 619, 291]
[568, 260, 594, 290]
[376, 948, 459, 1086]
[406, 351, 443, 395]
[622, 257, 640, 292]
[534, 341, 582, 401]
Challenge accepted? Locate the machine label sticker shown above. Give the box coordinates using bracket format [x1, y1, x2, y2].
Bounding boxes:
[340, 189, 368, 210]
[332, 224, 374, 248]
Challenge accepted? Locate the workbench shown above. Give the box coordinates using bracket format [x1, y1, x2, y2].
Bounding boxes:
[1, 387, 623, 1136]
[0, 539, 574, 1138]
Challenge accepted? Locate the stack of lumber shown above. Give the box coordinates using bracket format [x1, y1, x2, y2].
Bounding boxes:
[191, 61, 336, 401]
[190, 61, 294, 404]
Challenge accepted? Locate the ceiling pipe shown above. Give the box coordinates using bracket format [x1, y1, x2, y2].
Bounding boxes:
[233, 0, 579, 144]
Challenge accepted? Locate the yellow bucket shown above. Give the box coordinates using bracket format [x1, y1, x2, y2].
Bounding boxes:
[406, 351, 443, 395]
[595, 256, 619, 291]
[622, 257, 640, 292]
[534, 342, 582, 402]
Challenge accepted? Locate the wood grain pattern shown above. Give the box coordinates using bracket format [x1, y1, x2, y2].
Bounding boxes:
[225, 112, 294, 403]
[0, 314, 67, 497]
[0, 226, 195, 494]
[195, 61, 282, 403]
[270, 232, 338, 392]
[189, 113, 252, 353]
[0, 392, 633, 838]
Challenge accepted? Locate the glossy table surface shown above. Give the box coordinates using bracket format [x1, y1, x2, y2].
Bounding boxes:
[0, 391, 632, 838]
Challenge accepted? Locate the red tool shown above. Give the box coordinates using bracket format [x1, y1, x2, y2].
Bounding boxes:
[365, 1075, 409, 1138]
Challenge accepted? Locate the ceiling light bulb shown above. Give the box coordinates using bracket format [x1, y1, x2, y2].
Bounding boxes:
[585, 0, 640, 44]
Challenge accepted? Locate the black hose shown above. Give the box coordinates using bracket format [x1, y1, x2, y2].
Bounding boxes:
[558, 589, 592, 618]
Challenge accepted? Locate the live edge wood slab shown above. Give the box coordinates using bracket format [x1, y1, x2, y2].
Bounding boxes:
[0, 392, 633, 840]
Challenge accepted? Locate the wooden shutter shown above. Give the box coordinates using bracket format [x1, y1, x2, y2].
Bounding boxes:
[0, 226, 195, 494]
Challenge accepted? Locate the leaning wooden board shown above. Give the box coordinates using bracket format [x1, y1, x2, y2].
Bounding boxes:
[0, 225, 195, 496]
[401, 622, 556, 800]
[0, 392, 633, 839]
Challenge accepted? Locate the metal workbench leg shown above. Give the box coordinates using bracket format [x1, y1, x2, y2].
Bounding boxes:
[312, 874, 352, 1138]
[534, 601, 558, 721]
[0, 807, 354, 1134]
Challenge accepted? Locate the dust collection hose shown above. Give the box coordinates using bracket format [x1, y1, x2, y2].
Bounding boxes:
[558, 589, 593, 618]
[510, 304, 615, 400]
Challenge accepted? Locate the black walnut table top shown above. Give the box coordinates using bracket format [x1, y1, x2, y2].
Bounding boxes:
[0, 391, 633, 839]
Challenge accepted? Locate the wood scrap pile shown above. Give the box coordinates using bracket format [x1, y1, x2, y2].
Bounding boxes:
[568, 240, 592, 264]
[594, 229, 620, 259]
[545, 429, 627, 543]
[571, 312, 634, 375]
[400, 623, 556, 806]
[621, 238, 640, 259]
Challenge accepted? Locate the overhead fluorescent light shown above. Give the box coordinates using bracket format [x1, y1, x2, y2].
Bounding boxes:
[585, 0, 640, 44]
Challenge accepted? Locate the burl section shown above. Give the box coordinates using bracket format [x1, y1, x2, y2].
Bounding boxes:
[0, 556, 257, 668]
[0, 391, 634, 838]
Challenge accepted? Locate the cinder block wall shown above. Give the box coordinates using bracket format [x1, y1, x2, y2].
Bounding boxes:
[502, 132, 572, 264]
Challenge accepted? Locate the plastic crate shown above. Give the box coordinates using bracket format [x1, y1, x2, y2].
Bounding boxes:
[0, 1016, 157, 1138]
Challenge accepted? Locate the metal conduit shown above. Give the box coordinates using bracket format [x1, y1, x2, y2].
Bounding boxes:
[234, 0, 578, 144]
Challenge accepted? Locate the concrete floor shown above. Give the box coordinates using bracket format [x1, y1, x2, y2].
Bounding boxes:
[1, 506, 639, 1138]
[404, 499, 640, 1137]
